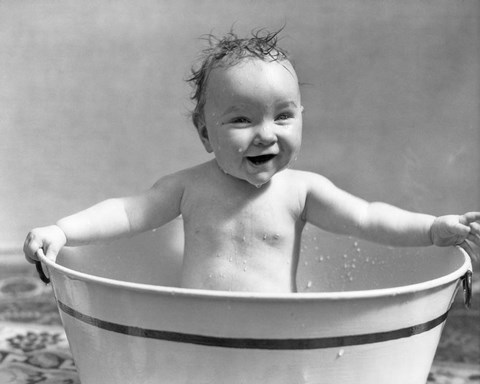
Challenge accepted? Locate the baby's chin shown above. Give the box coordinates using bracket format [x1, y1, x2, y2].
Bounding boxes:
[247, 178, 271, 189]
[220, 165, 296, 188]
[230, 169, 286, 188]
[215, 158, 294, 188]
[217, 166, 271, 188]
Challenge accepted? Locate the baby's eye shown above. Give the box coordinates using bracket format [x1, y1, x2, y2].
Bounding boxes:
[275, 112, 294, 121]
[230, 117, 251, 125]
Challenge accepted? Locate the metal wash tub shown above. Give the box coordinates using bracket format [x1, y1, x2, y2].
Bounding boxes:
[36, 219, 472, 384]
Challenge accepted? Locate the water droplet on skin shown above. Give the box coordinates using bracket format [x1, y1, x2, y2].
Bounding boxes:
[307, 281, 312, 288]
[273, 234, 280, 240]
[354, 241, 358, 247]
[152, 228, 157, 232]
[242, 236, 246, 242]
[319, 256, 324, 262]
[343, 254, 348, 259]
[237, 147, 243, 153]
[356, 248, 361, 252]
[337, 349, 345, 358]
[243, 267, 247, 272]
[263, 234, 267, 240]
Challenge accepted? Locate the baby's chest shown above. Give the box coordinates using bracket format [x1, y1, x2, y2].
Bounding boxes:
[182, 192, 302, 243]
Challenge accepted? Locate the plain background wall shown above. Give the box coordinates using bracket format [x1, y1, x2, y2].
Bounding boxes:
[1, 0, 479, 248]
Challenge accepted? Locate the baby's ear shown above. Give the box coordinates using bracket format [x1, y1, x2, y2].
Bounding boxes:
[197, 122, 213, 153]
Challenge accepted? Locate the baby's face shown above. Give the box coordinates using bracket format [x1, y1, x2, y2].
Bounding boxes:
[200, 58, 303, 186]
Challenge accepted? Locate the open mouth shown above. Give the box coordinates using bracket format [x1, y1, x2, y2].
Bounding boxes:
[247, 154, 276, 165]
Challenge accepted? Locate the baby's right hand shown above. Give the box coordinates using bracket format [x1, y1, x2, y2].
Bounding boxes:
[23, 225, 67, 264]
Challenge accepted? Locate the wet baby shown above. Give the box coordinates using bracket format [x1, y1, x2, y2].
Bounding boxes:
[24, 31, 480, 293]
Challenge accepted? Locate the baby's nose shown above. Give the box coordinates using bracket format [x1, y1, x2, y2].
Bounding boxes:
[253, 123, 277, 146]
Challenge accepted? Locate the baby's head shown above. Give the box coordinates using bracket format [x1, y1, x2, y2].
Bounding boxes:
[187, 30, 303, 186]
[188, 29, 291, 130]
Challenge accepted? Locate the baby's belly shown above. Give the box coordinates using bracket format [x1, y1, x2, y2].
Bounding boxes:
[180, 252, 296, 293]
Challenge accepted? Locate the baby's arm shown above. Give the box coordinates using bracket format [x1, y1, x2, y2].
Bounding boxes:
[24, 173, 184, 263]
[303, 173, 479, 256]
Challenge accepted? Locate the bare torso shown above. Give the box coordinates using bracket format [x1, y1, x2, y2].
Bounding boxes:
[179, 161, 306, 292]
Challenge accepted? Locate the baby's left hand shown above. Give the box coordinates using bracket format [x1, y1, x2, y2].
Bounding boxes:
[430, 212, 480, 261]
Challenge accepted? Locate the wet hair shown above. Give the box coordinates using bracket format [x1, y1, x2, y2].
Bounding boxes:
[186, 28, 290, 129]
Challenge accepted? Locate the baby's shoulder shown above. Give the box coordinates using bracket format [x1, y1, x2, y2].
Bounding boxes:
[158, 161, 214, 182]
[277, 169, 339, 202]
[149, 162, 212, 193]
[181, 161, 220, 184]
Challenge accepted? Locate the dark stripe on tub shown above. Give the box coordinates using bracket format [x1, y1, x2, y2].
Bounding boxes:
[57, 300, 448, 350]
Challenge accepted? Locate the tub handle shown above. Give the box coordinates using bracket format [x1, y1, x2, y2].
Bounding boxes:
[35, 249, 51, 285]
[462, 270, 472, 309]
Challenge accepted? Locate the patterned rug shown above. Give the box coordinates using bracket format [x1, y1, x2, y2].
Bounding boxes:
[0, 323, 79, 384]
[0, 272, 79, 383]
[0, 269, 479, 383]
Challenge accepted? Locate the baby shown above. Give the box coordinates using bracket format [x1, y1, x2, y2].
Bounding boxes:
[24, 30, 480, 293]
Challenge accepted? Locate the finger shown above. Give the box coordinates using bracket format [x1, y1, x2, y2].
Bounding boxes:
[24, 254, 37, 264]
[449, 221, 471, 236]
[44, 245, 59, 262]
[23, 243, 36, 264]
[466, 232, 480, 247]
[23, 239, 42, 263]
[470, 222, 480, 234]
[23, 232, 36, 254]
[460, 212, 480, 225]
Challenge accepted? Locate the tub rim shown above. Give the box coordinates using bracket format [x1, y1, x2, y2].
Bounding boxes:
[38, 246, 472, 302]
